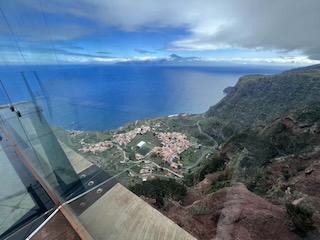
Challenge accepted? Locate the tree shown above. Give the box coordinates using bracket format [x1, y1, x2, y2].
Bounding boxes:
[129, 179, 186, 207]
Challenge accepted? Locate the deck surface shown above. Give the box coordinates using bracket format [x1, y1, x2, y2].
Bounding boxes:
[79, 183, 196, 240]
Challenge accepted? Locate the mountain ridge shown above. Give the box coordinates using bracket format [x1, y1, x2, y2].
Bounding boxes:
[202, 67, 320, 140]
[283, 64, 320, 73]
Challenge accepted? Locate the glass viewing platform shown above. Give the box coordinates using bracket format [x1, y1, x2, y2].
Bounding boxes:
[0, 75, 195, 239]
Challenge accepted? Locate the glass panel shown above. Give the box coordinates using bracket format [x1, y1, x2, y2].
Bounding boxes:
[0, 129, 54, 238]
[0, 146, 36, 236]
[0, 102, 83, 199]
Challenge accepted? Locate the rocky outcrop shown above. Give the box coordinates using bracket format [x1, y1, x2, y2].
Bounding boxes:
[166, 183, 299, 240]
[291, 160, 320, 198]
[222, 86, 234, 95]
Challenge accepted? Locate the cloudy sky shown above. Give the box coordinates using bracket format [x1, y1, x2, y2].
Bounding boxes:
[1, 0, 320, 65]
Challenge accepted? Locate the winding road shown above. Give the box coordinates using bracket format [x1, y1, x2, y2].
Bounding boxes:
[196, 119, 218, 149]
[185, 118, 218, 170]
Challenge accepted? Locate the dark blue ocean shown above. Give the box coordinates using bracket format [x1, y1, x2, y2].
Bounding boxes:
[0, 64, 289, 130]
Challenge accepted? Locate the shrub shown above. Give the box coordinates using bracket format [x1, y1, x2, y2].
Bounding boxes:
[183, 172, 197, 187]
[189, 204, 208, 215]
[207, 174, 232, 193]
[285, 203, 315, 237]
[129, 179, 186, 208]
[198, 155, 227, 181]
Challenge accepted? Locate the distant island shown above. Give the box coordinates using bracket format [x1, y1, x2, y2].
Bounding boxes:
[116, 54, 200, 66]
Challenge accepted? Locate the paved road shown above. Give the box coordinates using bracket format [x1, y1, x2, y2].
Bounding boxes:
[115, 145, 129, 161]
[185, 118, 219, 170]
[196, 119, 218, 149]
[151, 173, 177, 179]
[185, 148, 212, 170]
[150, 161, 184, 178]
[125, 159, 184, 178]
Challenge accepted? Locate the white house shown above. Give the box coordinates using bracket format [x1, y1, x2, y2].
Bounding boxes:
[137, 141, 146, 148]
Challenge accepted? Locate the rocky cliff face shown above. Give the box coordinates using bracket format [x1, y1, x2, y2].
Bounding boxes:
[165, 183, 299, 240]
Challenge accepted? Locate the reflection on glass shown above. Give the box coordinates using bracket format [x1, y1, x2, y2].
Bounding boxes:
[0, 131, 54, 238]
[0, 147, 36, 236]
[0, 102, 82, 199]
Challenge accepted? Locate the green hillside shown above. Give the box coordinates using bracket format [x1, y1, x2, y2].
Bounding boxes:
[203, 70, 320, 140]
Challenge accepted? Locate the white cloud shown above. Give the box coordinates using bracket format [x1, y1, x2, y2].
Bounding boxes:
[169, 39, 231, 51]
[5, 0, 320, 60]
[202, 56, 320, 65]
[111, 55, 320, 66]
[80, 0, 320, 59]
